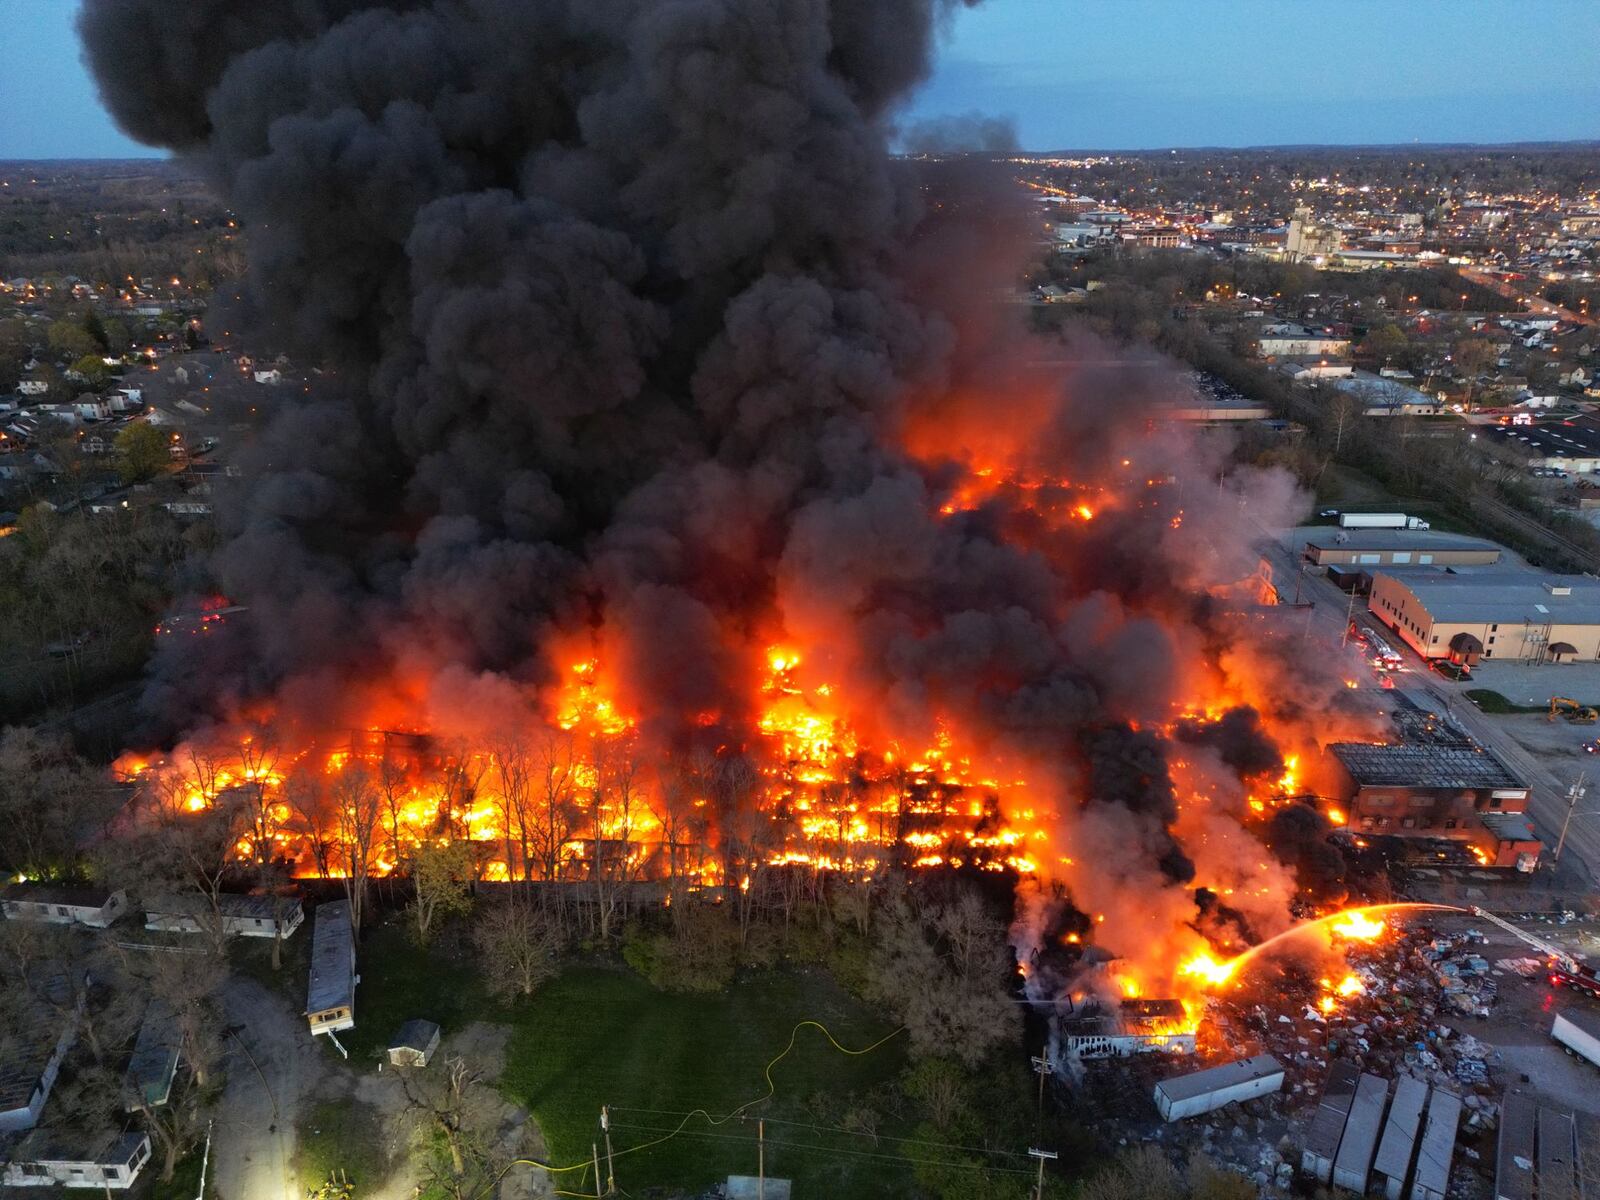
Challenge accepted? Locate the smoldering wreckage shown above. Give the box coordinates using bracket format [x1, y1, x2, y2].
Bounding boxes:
[63, 0, 1598, 1194]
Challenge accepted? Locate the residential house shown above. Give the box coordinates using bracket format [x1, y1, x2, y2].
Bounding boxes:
[0, 973, 85, 1133]
[143, 892, 303, 940]
[1, 1131, 153, 1191]
[306, 900, 357, 1036]
[1, 883, 127, 928]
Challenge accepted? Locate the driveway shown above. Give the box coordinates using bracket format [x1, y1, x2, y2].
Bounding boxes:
[211, 976, 328, 1200]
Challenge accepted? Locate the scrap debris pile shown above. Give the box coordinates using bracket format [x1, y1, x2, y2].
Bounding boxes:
[1067, 916, 1527, 1195]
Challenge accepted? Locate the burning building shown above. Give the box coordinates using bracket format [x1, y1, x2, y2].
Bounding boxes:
[77, 0, 1384, 1016]
[1327, 743, 1542, 870]
[1055, 997, 1197, 1062]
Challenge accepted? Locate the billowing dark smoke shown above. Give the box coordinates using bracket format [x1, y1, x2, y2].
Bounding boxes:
[79, 0, 981, 733]
[901, 111, 1020, 155]
[1174, 705, 1284, 780]
[81, 0, 1356, 996]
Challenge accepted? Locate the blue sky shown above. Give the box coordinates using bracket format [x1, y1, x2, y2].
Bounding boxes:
[0, 0, 1596, 158]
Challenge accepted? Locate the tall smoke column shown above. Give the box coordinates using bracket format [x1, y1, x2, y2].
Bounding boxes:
[81, 0, 1367, 998]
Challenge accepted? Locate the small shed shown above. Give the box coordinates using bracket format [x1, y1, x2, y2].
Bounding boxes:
[387, 1020, 441, 1068]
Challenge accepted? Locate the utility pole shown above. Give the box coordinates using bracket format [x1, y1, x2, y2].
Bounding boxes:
[1031, 1055, 1053, 1119]
[1554, 772, 1592, 864]
[592, 1144, 602, 1200]
[601, 1106, 615, 1195]
[1029, 1147, 1058, 1200]
[194, 1120, 212, 1200]
[758, 1119, 765, 1200]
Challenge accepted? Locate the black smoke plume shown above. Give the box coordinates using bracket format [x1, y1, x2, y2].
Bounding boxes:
[901, 111, 1020, 156]
[81, 0, 1348, 990]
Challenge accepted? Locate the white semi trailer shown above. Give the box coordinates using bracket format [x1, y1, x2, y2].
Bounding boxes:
[1338, 512, 1430, 530]
[1551, 1009, 1600, 1068]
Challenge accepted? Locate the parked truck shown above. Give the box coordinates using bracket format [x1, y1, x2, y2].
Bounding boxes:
[1338, 512, 1431, 530]
[1551, 1009, 1600, 1068]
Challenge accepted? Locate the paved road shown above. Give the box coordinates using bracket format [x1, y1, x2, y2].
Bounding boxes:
[1459, 267, 1595, 328]
[212, 976, 326, 1200]
[1259, 533, 1600, 882]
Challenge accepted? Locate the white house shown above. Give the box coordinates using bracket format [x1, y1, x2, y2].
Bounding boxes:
[253, 369, 284, 385]
[71, 397, 111, 422]
[1260, 333, 1351, 358]
[16, 380, 49, 398]
[1, 1131, 152, 1190]
[144, 893, 303, 940]
[307, 900, 357, 1036]
[1, 883, 128, 929]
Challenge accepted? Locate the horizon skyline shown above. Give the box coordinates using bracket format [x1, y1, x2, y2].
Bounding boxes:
[1, 0, 1597, 158]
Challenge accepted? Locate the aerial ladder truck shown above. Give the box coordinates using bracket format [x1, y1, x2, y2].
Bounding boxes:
[1469, 906, 1600, 1000]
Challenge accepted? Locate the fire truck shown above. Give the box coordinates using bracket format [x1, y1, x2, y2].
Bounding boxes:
[1470, 906, 1600, 1000]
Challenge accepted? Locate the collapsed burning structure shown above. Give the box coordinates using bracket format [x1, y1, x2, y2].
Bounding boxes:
[80, 0, 1388, 1025]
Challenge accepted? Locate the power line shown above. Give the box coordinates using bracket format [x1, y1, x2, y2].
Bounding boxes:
[605, 1120, 1037, 1176]
[608, 1106, 1031, 1160]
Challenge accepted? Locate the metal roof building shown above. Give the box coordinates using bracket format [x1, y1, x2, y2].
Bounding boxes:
[1328, 743, 1524, 791]
[1371, 569, 1600, 663]
[1536, 1107, 1578, 1200]
[123, 1002, 180, 1110]
[1373, 1075, 1428, 1200]
[1494, 1091, 1536, 1200]
[1153, 1053, 1284, 1122]
[1409, 1088, 1461, 1200]
[1303, 530, 1503, 569]
[1333, 1073, 1390, 1193]
[1302, 1063, 1360, 1184]
[306, 899, 356, 1037]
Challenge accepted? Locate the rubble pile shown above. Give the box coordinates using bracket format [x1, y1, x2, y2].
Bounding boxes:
[1063, 917, 1531, 1198]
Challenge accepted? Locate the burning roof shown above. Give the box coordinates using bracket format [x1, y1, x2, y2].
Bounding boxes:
[1329, 744, 1525, 790]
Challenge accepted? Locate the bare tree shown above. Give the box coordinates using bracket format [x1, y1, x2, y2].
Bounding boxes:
[0, 726, 121, 877]
[470, 898, 563, 1000]
[651, 757, 712, 927]
[487, 734, 536, 885]
[588, 734, 646, 942]
[397, 1055, 512, 1200]
[285, 768, 335, 880]
[332, 764, 381, 935]
[528, 728, 579, 883]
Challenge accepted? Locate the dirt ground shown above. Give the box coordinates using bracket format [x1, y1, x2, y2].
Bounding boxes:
[211, 976, 330, 1200]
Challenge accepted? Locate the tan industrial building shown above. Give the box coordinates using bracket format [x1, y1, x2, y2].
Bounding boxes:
[1369, 570, 1600, 663]
[1303, 531, 1502, 570]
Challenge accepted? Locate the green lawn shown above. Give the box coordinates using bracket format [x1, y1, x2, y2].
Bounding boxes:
[502, 966, 911, 1198]
[144, 1146, 203, 1200]
[1466, 689, 1550, 714]
[295, 1097, 390, 1195]
[344, 920, 498, 1064]
[337, 923, 1047, 1197]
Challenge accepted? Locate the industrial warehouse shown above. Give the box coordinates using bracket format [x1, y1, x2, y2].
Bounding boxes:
[1369, 570, 1600, 664]
[1301, 530, 1503, 570]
